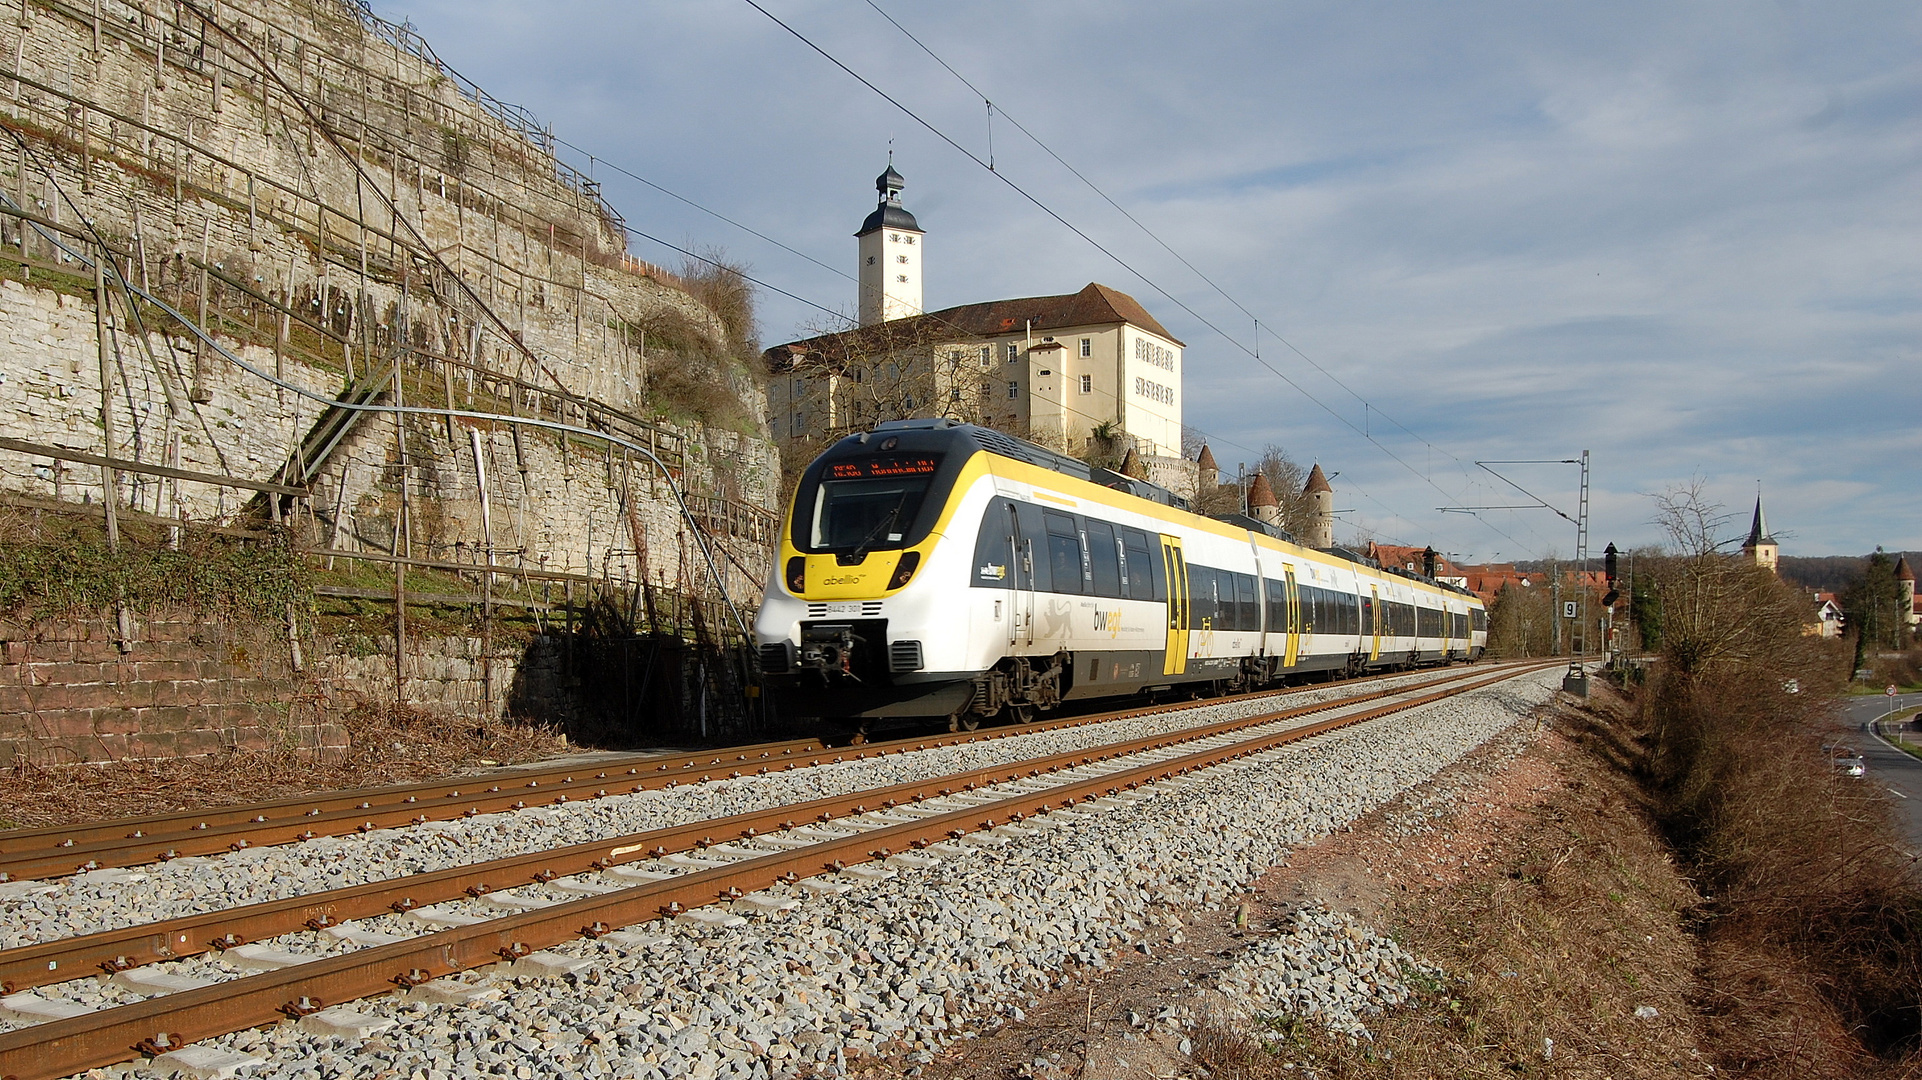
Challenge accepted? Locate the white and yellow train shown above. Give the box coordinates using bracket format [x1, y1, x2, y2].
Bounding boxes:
[755, 419, 1486, 730]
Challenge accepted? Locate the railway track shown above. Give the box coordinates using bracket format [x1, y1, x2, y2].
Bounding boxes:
[0, 661, 1557, 1080]
[0, 662, 1535, 884]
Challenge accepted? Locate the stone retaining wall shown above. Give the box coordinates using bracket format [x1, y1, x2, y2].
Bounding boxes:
[0, 613, 341, 763]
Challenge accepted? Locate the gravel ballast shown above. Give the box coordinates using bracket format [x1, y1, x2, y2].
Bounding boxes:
[31, 667, 1557, 1079]
[0, 668, 1478, 950]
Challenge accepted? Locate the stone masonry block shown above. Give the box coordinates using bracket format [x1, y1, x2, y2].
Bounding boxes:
[132, 660, 201, 682]
[60, 681, 139, 711]
[23, 640, 75, 663]
[28, 661, 107, 686]
[0, 683, 44, 713]
[132, 705, 199, 733]
[86, 707, 143, 736]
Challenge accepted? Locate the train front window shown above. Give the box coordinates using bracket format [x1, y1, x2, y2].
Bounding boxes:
[802, 454, 944, 554]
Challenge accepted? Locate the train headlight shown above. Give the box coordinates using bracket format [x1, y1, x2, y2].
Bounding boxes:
[888, 551, 921, 590]
[785, 556, 806, 595]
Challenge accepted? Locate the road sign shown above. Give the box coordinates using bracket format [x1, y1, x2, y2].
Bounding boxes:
[1891, 685, 1901, 697]
[1563, 601, 1577, 619]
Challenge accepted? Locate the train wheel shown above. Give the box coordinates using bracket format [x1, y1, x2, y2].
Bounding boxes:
[1008, 704, 1035, 725]
[948, 713, 982, 732]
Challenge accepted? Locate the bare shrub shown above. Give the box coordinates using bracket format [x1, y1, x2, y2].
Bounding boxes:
[675, 248, 759, 362]
[1635, 484, 1922, 1075]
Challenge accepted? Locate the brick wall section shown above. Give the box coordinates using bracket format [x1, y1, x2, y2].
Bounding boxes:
[0, 610, 584, 764]
[0, 614, 346, 764]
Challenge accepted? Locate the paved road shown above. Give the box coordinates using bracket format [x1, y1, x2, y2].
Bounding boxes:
[1840, 693, 1922, 852]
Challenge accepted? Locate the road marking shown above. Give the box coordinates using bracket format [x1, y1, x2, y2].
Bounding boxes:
[1889, 788, 1910, 800]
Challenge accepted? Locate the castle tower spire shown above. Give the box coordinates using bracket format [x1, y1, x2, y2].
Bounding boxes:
[855, 159, 924, 325]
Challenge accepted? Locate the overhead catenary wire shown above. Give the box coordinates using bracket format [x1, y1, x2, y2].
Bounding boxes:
[594, 152, 1436, 548]
[861, 0, 1479, 477]
[753, 0, 1541, 557]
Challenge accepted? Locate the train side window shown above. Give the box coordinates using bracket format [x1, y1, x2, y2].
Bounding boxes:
[1043, 511, 1083, 595]
[970, 497, 1015, 589]
[1086, 521, 1121, 598]
[1236, 574, 1258, 631]
[1189, 566, 1217, 627]
[1361, 596, 1374, 635]
[1267, 578, 1287, 631]
[1011, 502, 1049, 592]
[1123, 529, 1161, 601]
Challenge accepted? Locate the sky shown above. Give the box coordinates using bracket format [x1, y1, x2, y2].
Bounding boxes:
[372, 0, 1921, 561]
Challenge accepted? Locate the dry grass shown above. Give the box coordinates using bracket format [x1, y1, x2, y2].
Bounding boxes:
[1643, 652, 1922, 1076]
[1190, 689, 1709, 1080]
[0, 702, 564, 830]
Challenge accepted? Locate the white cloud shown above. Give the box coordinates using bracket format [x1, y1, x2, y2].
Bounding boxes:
[377, 0, 1921, 555]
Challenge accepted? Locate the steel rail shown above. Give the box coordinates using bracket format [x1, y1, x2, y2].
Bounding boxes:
[0, 664, 1532, 995]
[0, 663, 1547, 1080]
[0, 663, 1523, 881]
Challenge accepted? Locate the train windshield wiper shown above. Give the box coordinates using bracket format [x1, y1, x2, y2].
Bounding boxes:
[848, 492, 911, 560]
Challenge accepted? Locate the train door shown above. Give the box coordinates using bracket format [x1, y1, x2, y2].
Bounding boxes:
[1008, 503, 1035, 649]
[1282, 566, 1301, 668]
[1367, 585, 1383, 663]
[1161, 536, 1189, 676]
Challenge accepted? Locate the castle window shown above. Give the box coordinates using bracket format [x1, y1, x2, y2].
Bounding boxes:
[1007, 381, 1019, 399]
[979, 346, 992, 368]
[896, 254, 909, 264]
[866, 256, 875, 265]
[1005, 343, 1019, 363]
[896, 274, 909, 283]
[903, 235, 915, 245]
[1079, 374, 1092, 393]
[1079, 338, 1092, 357]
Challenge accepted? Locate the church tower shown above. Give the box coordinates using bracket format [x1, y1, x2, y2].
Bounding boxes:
[1741, 494, 1778, 572]
[856, 161, 924, 325]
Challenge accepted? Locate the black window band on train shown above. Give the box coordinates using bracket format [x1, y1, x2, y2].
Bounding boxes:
[970, 496, 1164, 602]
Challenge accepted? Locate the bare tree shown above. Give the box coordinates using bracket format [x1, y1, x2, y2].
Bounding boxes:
[1253, 444, 1317, 537]
[1650, 478, 1734, 558]
[1644, 482, 1806, 678]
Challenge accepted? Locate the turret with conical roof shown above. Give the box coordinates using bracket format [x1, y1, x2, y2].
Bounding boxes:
[1304, 464, 1335, 548]
[1247, 472, 1282, 529]
[1118, 446, 1144, 480]
[1195, 445, 1218, 492]
[1741, 493, 1779, 572]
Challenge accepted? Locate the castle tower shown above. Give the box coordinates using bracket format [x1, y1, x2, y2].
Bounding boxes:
[1897, 556, 1917, 631]
[1195, 445, 1218, 492]
[856, 161, 924, 326]
[1741, 494, 1778, 572]
[1304, 463, 1335, 549]
[1247, 472, 1282, 529]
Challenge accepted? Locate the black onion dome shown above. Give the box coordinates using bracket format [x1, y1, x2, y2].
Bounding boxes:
[876, 164, 905, 195]
[858, 203, 921, 235]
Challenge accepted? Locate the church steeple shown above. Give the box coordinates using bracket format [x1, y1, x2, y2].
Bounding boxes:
[856, 157, 924, 325]
[1741, 492, 1778, 572]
